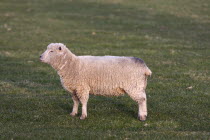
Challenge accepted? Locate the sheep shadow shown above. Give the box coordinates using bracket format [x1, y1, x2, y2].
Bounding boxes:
[90, 95, 137, 119]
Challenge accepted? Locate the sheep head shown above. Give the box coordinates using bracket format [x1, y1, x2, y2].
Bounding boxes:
[40, 43, 66, 65]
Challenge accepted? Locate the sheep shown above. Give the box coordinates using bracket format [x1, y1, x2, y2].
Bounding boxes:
[40, 43, 152, 121]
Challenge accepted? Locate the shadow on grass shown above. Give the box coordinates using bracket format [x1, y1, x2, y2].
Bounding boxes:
[110, 98, 137, 119]
[90, 96, 137, 119]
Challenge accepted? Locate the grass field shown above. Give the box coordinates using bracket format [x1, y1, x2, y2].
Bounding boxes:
[0, 0, 210, 139]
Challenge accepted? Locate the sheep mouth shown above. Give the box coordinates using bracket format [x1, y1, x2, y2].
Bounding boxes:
[40, 58, 46, 63]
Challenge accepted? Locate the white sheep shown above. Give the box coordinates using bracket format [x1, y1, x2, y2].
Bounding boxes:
[40, 43, 152, 121]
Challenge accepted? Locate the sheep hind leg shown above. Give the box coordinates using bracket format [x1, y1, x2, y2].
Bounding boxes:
[138, 91, 147, 121]
[128, 91, 147, 121]
[70, 94, 79, 117]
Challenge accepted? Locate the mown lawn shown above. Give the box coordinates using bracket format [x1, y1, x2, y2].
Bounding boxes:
[0, 0, 209, 139]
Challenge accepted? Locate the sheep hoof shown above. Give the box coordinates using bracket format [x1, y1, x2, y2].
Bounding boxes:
[70, 112, 77, 117]
[80, 115, 87, 120]
[139, 115, 147, 121]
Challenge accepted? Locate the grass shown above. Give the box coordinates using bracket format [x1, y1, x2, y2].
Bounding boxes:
[0, 0, 210, 139]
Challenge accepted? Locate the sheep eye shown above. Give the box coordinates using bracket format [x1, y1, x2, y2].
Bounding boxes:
[50, 51, 53, 53]
[59, 47, 62, 50]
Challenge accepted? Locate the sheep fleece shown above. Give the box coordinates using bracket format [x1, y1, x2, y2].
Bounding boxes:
[40, 43, 152, 121]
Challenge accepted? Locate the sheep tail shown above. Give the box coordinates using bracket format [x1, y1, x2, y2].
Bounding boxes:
[145, 67, 152, 76]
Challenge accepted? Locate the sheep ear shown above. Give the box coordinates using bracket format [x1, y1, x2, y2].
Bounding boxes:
[59, 47, 62, 50]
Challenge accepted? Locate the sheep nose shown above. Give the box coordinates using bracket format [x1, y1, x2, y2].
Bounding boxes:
[40, 55, 42, 58]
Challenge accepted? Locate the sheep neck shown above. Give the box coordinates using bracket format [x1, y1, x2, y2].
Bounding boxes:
[56, 52, 78, 78]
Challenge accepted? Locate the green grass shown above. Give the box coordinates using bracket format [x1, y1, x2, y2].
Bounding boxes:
[0, 0, 210, 139]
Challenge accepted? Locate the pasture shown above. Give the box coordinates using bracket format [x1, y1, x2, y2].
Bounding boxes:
[0, 0, 209, 139]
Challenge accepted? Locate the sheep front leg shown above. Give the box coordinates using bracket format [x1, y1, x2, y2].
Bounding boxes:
[70, 94, 79, 117]
[78, 92, 89, 120]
